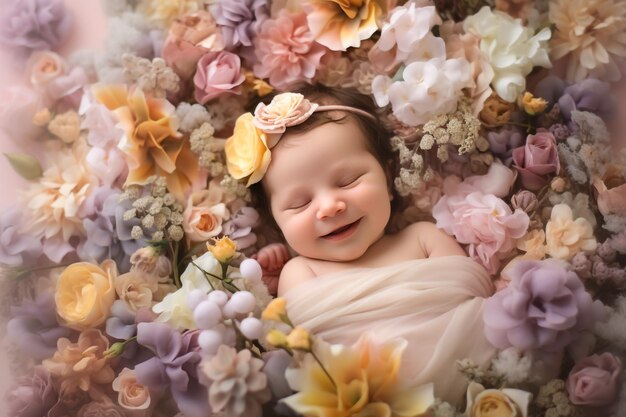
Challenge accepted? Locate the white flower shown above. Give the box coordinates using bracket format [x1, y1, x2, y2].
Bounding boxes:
[385, 58, 472, 126]
[464, 6, 551, 102]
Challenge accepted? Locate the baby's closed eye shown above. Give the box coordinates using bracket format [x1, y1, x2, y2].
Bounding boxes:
[337, 173, 364, 188]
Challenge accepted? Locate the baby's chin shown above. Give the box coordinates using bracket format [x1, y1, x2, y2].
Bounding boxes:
[296, 245, 370, 263]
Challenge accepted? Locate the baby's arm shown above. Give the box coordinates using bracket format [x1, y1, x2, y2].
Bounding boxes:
[276, 256, 316, 296]
[411, 221, 467, 258]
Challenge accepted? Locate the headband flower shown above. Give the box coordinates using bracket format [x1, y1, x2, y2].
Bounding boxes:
[225, 92, 374, 186]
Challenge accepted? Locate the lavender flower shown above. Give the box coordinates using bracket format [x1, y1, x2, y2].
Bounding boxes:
[104, 191, 145, 272]
[135, 322, 206, 417]
[210, 0, 269, 50]
[7, 293, 71, 360]
[484, 260, 602, 352]
[0, 0, 73, 58]
[533, 75, 567, 108]
[0, 205, 42, 267]
[6, 366, 58, 417]
[558, 78, 613, 122]
[222, 207, 259, 250]
[486, 127, 524, 165]
[106, 300, 137, 340]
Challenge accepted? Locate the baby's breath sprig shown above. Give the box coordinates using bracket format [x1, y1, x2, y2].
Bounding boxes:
[122, 54, 180, 98]
[121, 176, 185, 242]
[189, 122, 228, 178]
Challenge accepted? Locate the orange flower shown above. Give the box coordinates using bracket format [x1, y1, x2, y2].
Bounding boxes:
[92, 84, 199, 201]
[304, 0, 388, 51]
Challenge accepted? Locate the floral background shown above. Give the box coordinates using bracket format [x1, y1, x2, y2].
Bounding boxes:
[1, 0, 626, 417]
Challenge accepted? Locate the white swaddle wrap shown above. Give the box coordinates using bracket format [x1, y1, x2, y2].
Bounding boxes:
[283, 255, 497, 403]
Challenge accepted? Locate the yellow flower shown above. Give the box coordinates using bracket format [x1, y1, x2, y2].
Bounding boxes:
[283, 335, 434, 417]
[92, 84, 199, 201]
[519, 92, 548, 115]
[207, 236, 237, 263]
[266, 329, 288, 348]
[545, 204, 597, 260]
[225, 112, 271, 186]
[262, 297, 287, 322]
[286, 327, 312, 351]
[304, 0, 388, 51]
[465, 382, 531, 417]
[516, 229, 547, 260]
[55, 260, 118, 330]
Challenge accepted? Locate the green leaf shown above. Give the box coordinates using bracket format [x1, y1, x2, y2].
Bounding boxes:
[3, 152, 43, 180]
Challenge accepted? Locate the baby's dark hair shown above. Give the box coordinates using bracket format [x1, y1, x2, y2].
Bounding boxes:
[249, 84, 401, 237]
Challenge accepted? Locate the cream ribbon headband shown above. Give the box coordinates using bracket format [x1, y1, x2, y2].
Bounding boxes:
[225, 92, 376, 186]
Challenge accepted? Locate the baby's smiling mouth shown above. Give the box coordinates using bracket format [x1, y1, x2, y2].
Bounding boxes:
[321, 218, 361, 240]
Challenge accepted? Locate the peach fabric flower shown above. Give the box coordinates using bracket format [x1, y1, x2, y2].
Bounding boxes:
[115, 270, 159, 312]
[516, 229, 547, 260]
[182, 184, 230, 243]
[593, 165, 626, 217]
[55, 260, 117, 330]
[42, 329, 115, 393]
[464, 382, 531, 417]
[92, 84, 199, 201]
[27, 51, 66, 88]
[162, 11, 224, 80]
[253, 93, 317, 145]
[193, 51, 245, 104]
[225, 113, 270, 186]
[253, 10, 329, 90]
[303, 0, 388, 51]
[567, 352, 623, 406]
[112, 368, 152, 411]
[545, 204, 597, 260]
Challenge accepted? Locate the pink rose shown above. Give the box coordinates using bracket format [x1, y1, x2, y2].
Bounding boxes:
[253, 93, 317, 146]
[193, 51, 245, 104]
[182, 186, 230, 243]
[27, 51, 66, 88]
[512, 129, 560, 191]
[567, 352, 622, 406]
[162, 11, 224, 80]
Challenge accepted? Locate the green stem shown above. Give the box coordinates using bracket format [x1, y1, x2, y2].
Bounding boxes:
[171, 241, 181, 288]
[191, 260, 216, 291]
[311, 350, 337, 389]
[13, 263, 73, 279]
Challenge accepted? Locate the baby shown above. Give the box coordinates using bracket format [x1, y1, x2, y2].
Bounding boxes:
[225, 85, 496, 403]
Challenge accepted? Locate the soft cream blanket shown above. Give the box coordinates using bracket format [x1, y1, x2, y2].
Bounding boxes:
[283, 256, 497, 403]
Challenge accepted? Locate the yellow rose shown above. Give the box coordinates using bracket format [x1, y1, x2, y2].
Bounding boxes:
[225, 113, 270, 186]
[207, 236, 237, 263]
[55, 260, 117, 330]
[465, 382, 531, 417]
[286, 327, 312, 351]
[262, 297, 287, 322]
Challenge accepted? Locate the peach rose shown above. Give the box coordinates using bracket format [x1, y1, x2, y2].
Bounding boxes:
[55, 260, 117, 330]
[115, 270, 159, 312]
[27, 51, 66, 88]
[112, 368, 151, 411]
[253, 93, 318, 145]
[162, 11, 224, 80]
[465, 382, 531, 417]
[183, 186, 230, 243]
[225, 113, 271, 186]
[593, 165, 626, 217]
[545, 204, 597, 260]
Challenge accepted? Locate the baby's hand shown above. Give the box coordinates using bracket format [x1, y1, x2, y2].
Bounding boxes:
[253, 243, 291, 296]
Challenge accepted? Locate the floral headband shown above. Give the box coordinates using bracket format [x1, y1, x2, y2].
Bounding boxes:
[225, 92, 376, 186]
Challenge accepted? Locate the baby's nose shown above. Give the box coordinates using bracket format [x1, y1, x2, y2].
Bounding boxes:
[316, 197, 346, 220]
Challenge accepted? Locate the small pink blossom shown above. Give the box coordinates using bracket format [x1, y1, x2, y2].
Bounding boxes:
[27, 50, 66, 88]
[433, 169, 529, 274]
[567, 352, 623, 406]
[193, 51, 245, 104]
[253, 11, 329, 90]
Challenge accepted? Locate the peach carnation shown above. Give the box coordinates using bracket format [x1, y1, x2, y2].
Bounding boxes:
[545, 204, 597, 260]
[550, 0, 626, 82]
[253, 11, 329, 90]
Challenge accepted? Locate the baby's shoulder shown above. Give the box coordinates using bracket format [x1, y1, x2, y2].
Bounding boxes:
[277, 256, 317, 296]
[400, 221, 466, 258]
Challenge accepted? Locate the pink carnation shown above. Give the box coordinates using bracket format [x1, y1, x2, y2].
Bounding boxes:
[433, 171, 529, 274]
[193, 51, 245, 104]
[253, 10, 328, 90]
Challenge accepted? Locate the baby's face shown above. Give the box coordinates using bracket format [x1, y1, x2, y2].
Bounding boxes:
[263, 118, 392, 262]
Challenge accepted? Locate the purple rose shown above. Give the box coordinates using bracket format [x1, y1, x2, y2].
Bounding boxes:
[567, 353, 623, 406]
[0, 0, 73, 58]
[193, 51, 245, 104]
[512, 129, 560, 191]
[6, 366, 58, 417]
[484, 260, 601, 352]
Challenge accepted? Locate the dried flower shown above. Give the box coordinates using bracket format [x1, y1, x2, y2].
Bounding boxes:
[123, 55, 180, 98]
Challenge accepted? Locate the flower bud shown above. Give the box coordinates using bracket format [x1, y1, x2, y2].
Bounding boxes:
[266, 329, 288, 348]
[207, 236, 237, 263]
[511, 190, 538, 213]
[262, 298, 287, 322]
[286, 327, 312, 351]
